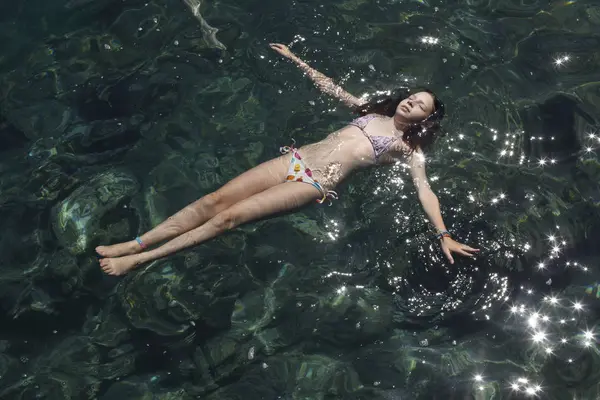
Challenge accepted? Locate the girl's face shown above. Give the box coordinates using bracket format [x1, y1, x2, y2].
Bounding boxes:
[395, 92, 436, 122]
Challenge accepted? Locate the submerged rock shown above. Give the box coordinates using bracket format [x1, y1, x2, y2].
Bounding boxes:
[101, 375, 187, 400]
[316, 286, 393, 346]
[52, 170, 139, 254]
[202, 354, 362, 400]
[0, 334, 137, 399]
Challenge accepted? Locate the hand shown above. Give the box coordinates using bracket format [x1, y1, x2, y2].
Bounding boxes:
[269, 43, 296, 60]
[440, 238, 479, 264]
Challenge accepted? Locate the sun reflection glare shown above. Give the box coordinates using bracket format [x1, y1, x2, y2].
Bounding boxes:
[532, 331, 546, 343]
[553, 54, 570, 66]
[420, 36, 439, 45]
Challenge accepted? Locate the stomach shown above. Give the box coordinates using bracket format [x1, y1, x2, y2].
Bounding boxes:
[297, 127, 376, 189]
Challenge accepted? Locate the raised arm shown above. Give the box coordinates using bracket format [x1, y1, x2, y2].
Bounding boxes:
[408, 150, 479, 264]
[269, 43, 366, 108]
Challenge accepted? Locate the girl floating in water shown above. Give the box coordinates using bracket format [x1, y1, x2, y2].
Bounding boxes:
[97, 43, 479, 275]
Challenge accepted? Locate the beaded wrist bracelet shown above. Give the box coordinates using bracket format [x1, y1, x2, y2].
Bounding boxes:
[434, 230, 452, 240]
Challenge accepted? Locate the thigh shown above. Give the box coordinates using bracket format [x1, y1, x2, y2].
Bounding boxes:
[223, 182, 322, 226]
[214, 153, 291, 207]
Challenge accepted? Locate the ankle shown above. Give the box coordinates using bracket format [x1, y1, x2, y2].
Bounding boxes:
[134, 237, 148, 250]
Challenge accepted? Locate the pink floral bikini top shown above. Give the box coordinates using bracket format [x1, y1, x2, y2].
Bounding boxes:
[348, 114, 398, 162]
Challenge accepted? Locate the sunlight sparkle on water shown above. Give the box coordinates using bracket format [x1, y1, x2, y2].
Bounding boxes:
[528, 313, 539, 328]
[532, 331, 546, 343]
[553, 54, 570, 66]
[497, 230, 598, 397]
[420, 36, 439, 45]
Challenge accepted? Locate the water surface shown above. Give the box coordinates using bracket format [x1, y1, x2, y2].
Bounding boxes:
[1, 0, 600, 398]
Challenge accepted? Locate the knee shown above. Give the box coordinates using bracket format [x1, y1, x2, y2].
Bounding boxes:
[211, 210, 238, 231]
[202, 191, 225, 213]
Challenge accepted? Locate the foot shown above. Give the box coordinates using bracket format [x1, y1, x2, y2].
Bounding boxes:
[99, 255, 141, 276]
[96, 240, 143, 258]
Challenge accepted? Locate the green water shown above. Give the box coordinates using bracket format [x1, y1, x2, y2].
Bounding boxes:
[1, 0, 600, 398]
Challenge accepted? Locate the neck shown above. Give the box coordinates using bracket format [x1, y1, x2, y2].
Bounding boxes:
[386, 114, 409, 133]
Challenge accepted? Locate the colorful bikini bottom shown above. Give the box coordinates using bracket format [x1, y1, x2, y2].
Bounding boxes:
[280, 144, 338, 204]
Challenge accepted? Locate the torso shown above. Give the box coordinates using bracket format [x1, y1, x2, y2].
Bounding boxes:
[296, 114, 412, 189]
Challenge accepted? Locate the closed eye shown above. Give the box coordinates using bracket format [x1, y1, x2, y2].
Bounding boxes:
[409, 96, 430, 112]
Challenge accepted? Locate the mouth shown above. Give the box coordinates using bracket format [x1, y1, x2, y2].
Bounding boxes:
[400, 105, 410, 113]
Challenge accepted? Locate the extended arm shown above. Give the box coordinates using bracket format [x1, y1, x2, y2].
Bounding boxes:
[409, 151, 447, 234]
[292, 56, 365, 108]
[408, 151, 479, 263]
[270, 43, 365, 108]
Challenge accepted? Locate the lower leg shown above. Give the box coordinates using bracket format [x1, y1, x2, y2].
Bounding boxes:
[138, 214, 232, 265]
[95, 194, 222, 257]
[100, 210, 238, 275]
[139, 195, 220, 246]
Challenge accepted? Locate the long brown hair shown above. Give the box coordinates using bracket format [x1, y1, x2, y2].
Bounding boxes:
[356, 88, 445, 152]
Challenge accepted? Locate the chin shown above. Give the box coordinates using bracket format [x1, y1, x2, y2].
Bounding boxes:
[394, 112, 409, 122]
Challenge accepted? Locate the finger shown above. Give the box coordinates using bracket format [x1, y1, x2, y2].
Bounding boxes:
[444, 248, 454, 264]
[463, 246, 480, 252]
[458, 249, 475, 257]
[460, 250, 475, 258]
